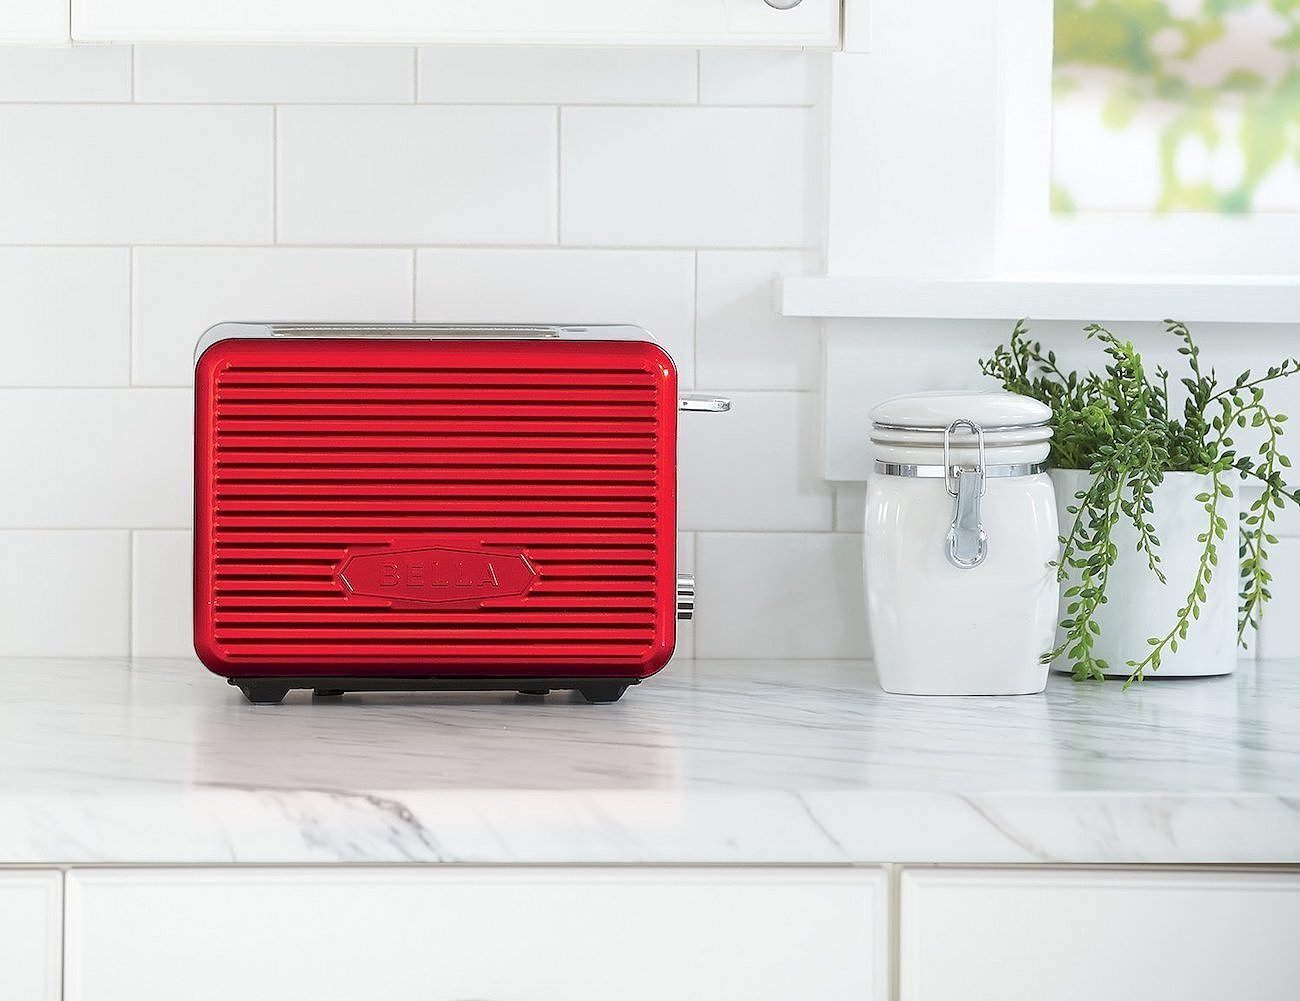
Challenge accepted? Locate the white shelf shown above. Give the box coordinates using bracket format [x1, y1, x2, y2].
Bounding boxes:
[780, 275, 1300, 324]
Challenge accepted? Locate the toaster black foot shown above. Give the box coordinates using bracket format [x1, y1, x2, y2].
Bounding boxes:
[239, 682, 291, 705]
[577, 683, 629, 705]
[228, 676, 640, 704]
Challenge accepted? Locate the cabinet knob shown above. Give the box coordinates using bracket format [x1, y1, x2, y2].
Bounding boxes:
[764, 0, 804, 7]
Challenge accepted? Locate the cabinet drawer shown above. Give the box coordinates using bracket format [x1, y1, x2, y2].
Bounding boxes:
[71, 0, 841, 46]
[67, 867, 887, 1001]
[901, 868, 1300, 1001]
[0, 870, 62, 1001]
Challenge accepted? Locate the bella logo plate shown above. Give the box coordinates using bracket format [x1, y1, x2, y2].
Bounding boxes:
[337, 543, 538, 607]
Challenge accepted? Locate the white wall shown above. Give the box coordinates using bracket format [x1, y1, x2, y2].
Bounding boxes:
[0, 43, 851, 660]
[5, 44, 1297, 665]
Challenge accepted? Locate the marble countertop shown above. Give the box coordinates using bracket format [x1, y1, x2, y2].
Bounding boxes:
[2, 657, 1297, 865]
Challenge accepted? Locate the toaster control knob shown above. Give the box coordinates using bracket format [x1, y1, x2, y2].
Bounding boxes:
[676, 573, 695, 621]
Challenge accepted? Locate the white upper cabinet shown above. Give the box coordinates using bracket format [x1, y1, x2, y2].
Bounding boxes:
[71, 0, 841, 46]
[1, 0, 68, 42]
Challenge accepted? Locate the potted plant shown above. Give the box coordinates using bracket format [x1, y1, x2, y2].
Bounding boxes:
[980, 320, 1300, 687]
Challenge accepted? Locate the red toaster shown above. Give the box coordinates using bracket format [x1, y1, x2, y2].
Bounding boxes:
[193, 323, 724, 705]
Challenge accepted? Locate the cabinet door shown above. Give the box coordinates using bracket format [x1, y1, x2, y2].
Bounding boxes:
[71, 0, 840, 46]
[0, 0, 68, 41]
[0, 870, 62, 1001]
[901, 868, 1300, 1001]
[67, 867, 887, 1001]
[73, 0, 842, 45]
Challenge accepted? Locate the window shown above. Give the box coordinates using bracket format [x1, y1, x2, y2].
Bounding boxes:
[999, 0, 1300, 275]
[1052, 0, 1300, 216]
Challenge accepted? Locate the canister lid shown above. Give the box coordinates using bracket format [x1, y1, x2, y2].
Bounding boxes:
[869, 391, 1053, 457]
[871, 391, 1051, 432]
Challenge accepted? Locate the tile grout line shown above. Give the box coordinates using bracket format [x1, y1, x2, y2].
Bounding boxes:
[692, 249, 700, 390]
[0, 385, 813, 394]
[2, 527, 877, 536]
[410, 247, 417, 321]
[126, 248, 134, 385]
[0, 243, 816, 253]
[271, 106, 279, 243]
[0, 100, 816, 109]
[0, 528, 191, 533]
[554, 105, 563, 246]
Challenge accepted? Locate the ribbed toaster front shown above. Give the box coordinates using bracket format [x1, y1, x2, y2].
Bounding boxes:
[193, 328, 679, 688]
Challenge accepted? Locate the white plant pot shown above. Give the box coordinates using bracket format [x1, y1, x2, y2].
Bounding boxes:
[1050, 468, 1238, 679]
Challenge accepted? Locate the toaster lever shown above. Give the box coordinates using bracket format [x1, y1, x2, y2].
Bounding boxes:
[679, 396, 732, 413]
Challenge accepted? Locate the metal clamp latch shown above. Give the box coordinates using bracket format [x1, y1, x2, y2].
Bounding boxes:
[944, 419, 988, 570]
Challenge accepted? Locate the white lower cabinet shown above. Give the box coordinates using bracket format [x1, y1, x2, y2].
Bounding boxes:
[900, 868, 1300, 1001]
[0, 870, 62, 1001]
[64, 867, 888, 1001]
[52, 863, 1300, 999]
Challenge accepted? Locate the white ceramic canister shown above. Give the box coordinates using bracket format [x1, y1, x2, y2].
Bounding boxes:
[864, 391, 1059, 695]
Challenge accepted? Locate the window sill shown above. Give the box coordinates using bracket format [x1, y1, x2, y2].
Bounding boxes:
[779, 274, 1300, 324]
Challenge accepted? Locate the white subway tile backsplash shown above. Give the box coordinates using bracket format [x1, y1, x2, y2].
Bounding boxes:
[679, 392, 833, 532]
[0, 532, 129, 656]
[0, 106, 273, 245]
[561, 107, 818, 247]
[2, 47, 1294, 667]
[418, 46, 697, 104]
[0, 390, 190, 529]
[134, 46, 415, 103]
[677, 532, 696, 660]
[696, 250, 820, 390]
[695, 532, 869, 658]
[416, 248, 696, 386]
[1250, 484, 1300, 538]
[0, 45, 132, 102]
[132, 531, 193, 658]
[1257, 539, 1300, 659]
[277, 106, 557, 245]
[0, 248, 129, 386]
[834, 483, 866, 533]
[1231, 483, 1300, 543]
[698, 49, 824, 106]
[823, 319, 999, 480]
[133, 248, 414, 386]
